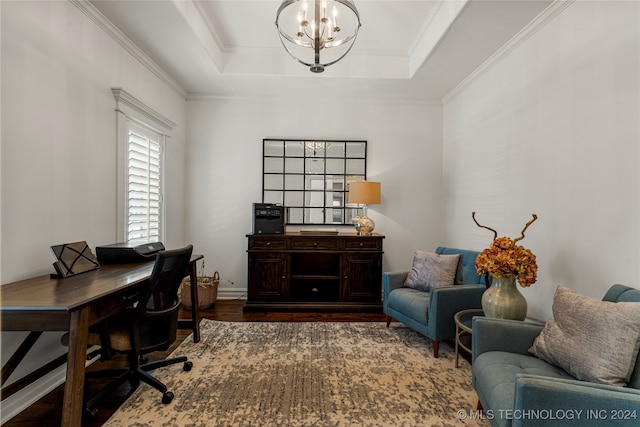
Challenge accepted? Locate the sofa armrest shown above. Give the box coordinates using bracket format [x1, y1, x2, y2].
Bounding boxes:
[383, 271, 409, 297]
[472, 317, 545, 363]
[427, 284, 485, 340]
[511, 374, 640, 426]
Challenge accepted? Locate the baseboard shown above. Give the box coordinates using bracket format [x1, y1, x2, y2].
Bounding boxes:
[1, 366, 67, 423]
[0, 346, 101, 424]
[217, 282, 247, 301]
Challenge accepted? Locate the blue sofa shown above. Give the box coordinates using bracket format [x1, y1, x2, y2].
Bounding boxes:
[383, 246, 487, 357]
[472, 284, 640, 427]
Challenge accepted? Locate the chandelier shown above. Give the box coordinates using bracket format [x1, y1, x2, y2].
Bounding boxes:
[305, 141, 329, 156]
[275, 0, 361, 73]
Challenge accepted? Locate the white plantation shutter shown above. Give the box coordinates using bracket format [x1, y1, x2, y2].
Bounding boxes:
[113, 88, 175, 244]
[127, 123, 163, 244]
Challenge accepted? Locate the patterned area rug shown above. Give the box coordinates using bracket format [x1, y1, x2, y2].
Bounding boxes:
[104, 320, 487, 426]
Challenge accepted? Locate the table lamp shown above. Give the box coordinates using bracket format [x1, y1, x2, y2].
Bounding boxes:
[347, 181, 381, 235]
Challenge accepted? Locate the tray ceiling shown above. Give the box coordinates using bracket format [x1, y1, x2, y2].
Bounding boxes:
[89, 0, 552, 101]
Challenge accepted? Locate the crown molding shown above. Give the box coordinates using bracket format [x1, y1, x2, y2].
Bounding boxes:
[409, 0, 470, 77]
[192, 0, 225, 50]
[171, 0, 225, 73]
[69, 0, 187, 99]
[186, 93, 441, 107]
[442, 0, 576, 105]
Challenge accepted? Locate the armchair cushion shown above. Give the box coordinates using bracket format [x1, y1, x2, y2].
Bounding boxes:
[386, 287, 430, 324]
[474, 351, 574, 415]
[529, 286, 640, 386]
[403, 251, 460, 291]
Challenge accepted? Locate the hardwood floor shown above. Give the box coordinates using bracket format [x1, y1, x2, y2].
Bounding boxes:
[3, 300, 387, 426]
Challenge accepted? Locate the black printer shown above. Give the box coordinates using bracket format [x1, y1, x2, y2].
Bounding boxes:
[96, 241, 165, 264]
[253, 203, 285, 234]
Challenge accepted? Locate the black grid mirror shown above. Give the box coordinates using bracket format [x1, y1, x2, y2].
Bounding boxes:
[262, 139, 368, 225]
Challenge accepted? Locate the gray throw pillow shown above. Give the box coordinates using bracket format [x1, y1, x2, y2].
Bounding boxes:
[403, 251, 460, 292]
[529, 286, 640, 386]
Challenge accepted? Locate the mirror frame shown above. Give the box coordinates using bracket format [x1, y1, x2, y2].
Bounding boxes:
[262, 139, 368, 225]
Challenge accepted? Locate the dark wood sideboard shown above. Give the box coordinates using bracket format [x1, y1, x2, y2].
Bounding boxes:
[245, 232, 384, 312]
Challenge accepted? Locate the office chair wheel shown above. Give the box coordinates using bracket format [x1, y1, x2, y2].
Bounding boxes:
[183, 361, 193, 371]
[129, 377, 140, 388]
[83, 407, 99, 421]
[162, 391, 174, 404]
[139, 355, 149, 364]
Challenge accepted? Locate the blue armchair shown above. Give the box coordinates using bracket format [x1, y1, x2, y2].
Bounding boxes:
[383, 246, 487, 357]
[472, 284, 640, 427]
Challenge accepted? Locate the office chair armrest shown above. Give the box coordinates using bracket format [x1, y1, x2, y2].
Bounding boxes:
[144, 300, 181, 318]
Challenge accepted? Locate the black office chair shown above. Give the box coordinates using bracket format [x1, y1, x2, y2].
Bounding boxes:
[81, 244, 194, 418]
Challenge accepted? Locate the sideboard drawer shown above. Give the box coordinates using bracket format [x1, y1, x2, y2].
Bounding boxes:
[344, 239, 382, 251]
[249, 238, 287, 250]
[290, 238, 339, 250]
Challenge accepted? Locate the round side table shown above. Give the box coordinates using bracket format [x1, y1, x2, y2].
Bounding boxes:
[454, 308, 484, 368]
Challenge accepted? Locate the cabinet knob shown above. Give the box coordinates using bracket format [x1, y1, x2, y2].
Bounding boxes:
[281, 275, 286, 279]
[344, 275, 348, 279]
[359, 242, 364, 247]
[313, 242, 318, 247]
[266, 242, 271, 246]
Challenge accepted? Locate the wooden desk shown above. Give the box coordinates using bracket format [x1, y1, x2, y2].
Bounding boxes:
[0, 254, 203, 427]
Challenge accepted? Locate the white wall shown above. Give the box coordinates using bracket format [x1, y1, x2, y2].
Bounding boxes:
[1, 0, 187, 415]
[5, 0, 637, 418]
[442, 0, 640, 320]
[186, 96, 443, 296]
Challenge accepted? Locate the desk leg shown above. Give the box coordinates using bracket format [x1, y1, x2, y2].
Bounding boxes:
[189, 262, 201, 343]
[1, 331, 43, 386]
[62, 308, 89, 427]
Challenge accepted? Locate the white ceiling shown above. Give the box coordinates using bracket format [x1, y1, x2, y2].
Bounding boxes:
[89, 0, 552, 101]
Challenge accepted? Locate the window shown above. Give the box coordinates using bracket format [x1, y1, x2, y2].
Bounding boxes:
[113, 88, 176, 244]
[262, 139, 367, 225]
[126, 123, 162, 244]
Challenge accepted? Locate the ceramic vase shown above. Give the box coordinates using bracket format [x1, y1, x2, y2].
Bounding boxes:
[482, 276, 527, 320]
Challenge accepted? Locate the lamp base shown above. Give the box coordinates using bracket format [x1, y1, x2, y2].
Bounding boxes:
[353, 216, 375, 235]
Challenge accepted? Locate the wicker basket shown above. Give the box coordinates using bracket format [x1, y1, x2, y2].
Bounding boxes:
[181, 271, 219, 310]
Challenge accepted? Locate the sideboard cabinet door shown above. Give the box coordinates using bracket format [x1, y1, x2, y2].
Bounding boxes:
[341, 253, 382, 302]
[247, 252, 290, 301]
